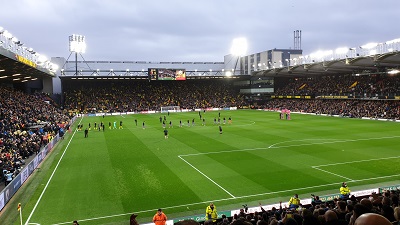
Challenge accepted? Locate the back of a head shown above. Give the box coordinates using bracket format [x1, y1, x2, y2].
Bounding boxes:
[354, 213, 392, 225]
[175, 220, 200, 225]
[395, 207, 400, 222]
[337, 200, 347, 211]
[230, 219, 252, 225]
[353, 203, 370, 218]
[360, 198, 373, 210]
[285, 218, 298, 225]
[324, 210, 338, 222]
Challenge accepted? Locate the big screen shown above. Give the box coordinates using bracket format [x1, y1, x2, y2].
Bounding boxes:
[148, 68, 186, 81]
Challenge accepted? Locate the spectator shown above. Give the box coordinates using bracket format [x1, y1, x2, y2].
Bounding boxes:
[354, 213, 392, 225]
[394, 207, 400, 225]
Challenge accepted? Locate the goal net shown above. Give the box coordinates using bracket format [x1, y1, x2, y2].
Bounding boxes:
[161, 106, 180, 113]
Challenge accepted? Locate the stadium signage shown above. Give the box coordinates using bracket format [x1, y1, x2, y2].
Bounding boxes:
[271, 95, 312, 99]
[15, 54, 37, 68]
[172, 210, 231, 223]
[379, 184, 400, 193]
[319, 96, 348, 99]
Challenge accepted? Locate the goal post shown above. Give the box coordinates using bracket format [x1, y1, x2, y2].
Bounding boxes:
[161, 106, 180, 113]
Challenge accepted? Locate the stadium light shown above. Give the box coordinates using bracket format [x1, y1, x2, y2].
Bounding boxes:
[386, 38, 400, 45]
[360, 42, 378, 49]
[69, 34, 86, 53]
[37, 54, 48, 64]
[230, 37, 248, 75]
[3, 30, 12, 39]
[69, 34, 86, 76]
[335, 47, 348, 54]
[388, 69, 400, 75]
[230, 37, 248, 56]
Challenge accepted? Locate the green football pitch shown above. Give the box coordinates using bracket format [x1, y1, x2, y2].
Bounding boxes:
[4, 110, 400, 225]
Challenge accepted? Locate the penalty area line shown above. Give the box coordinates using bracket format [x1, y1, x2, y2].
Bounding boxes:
[178, 155, 236, 198]
[311, 166, 354, 181]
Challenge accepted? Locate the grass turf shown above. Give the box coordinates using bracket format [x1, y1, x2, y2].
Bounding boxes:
[3, 110, 400, 225]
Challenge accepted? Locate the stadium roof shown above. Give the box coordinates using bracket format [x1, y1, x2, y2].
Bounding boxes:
[0, 50, 56, 83]
[252, 51, 400, 77]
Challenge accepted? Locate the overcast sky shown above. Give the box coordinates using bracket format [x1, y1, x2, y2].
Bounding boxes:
[1, 0, 399, 62]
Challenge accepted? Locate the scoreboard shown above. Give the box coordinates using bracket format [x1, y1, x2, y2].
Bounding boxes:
[148, 68, 186, 81]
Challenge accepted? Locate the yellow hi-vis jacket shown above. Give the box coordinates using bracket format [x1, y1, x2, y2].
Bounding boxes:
[340, 186, 351, 195]
[205, 205, 218, 222]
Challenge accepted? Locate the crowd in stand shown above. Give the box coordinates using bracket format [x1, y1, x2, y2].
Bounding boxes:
[194, 189, 400, 225]
[262, 99, 400, 120]
[275, 74, 400, 97]
[261, 74, 400, 120]
[0, 87, 71, 186]
[63, 80, 245, 113]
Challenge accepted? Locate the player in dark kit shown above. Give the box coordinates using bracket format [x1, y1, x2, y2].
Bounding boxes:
[84, 128, 89, 138]
[164, 129, 168, 139]
[219, 125, 223, 134]
[119, 121, 123, 129]
[135, 119, 138, 126]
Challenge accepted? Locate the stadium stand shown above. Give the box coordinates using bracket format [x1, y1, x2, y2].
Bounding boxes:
[179, 189, 399, 225]
[274, 74, 400, 97]
[0, 87, 71, 188]
[62, 79, 246, 113]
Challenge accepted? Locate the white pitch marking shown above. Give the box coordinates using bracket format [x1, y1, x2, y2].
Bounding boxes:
[25, 117, 84, 225]
[179, 136, 400, 157]
[312, 155, 400, 167]
[312, 166, 354, 181]
[178, 155, 236, 198]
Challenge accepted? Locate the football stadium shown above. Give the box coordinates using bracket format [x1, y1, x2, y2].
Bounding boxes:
[1, 21, 400, 225]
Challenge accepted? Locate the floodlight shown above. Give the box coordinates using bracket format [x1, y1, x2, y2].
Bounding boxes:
[3, 30, 12, 39]
[69, 34, 86, 53]
[50, 63, 59, 71]
[37, 55, 48, 64]
[335, 47, 348, 54]
[388, 69, 399, 75]
[360, 42, 378, 49]
[323, 50, 333, 56]
[310, 50, 324, 59]
[11, 37, 18, 43]
[386, 38, 400, 45]
[230, 37, 248, 56]
[225, 71, 232, 76]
